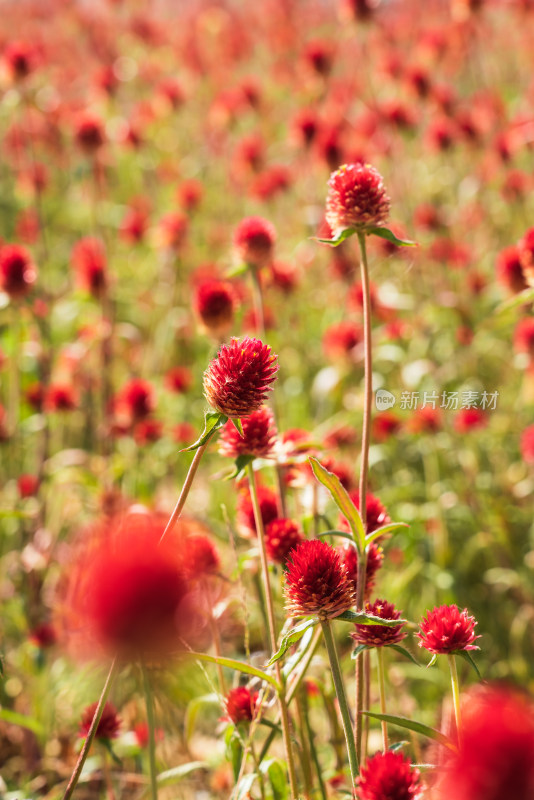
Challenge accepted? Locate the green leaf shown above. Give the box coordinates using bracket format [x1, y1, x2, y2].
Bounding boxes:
[184, 693, 219, 744]
[157, 762, 207, 785]
[260, 759, 288, 800]
[230, 417, 244, 436]
[388, 741, 408, 752]
[387, 644, 421, 666]
[226, 454, 255, 481]
[313, 228, 357, 246]
[336, 609, 408, 626]
[236, 773, 257, 799]
[227, 731, 244, 783]
[427, 654, 438, 668]
[187, 652, 280, 690]
[258, 718, 282, 735]
[495, 286, 534, 314]
[317, 529, 355, 543]
[309, 457, 365, 551]
[267, 619, 319, 666]
[360, 712, 457, 751]
[366, 226, 418, 247]
[454, 649, 482, 679]
[181, 411, 228, 452]
[365, 522, 409, 546]
[0, 708, 44, 736]
[225, 262, 249, 278]
[351, 644, 370, 659]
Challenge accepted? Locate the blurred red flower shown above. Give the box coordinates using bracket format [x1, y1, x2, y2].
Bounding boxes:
[224, 686, 259, 725]
[265, 518, 304, 565]
[233, 216, 276, 271]
[356, 750, 423, 800]
[79, 702, 120, 741]
[0, 244, 37, 299]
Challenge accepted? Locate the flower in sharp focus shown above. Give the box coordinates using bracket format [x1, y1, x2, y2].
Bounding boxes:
[434, 685, 534, 800]
[325, 163, 390, 237]
[219, 406, 277, 459]
[0, 244, 37, 299]
[356, 750, 424, 800]
[284, 539, 356, 619]
[79, 702, 121, 742]
[351, 598, 406, 647]
[416, 604, 480, 655]
[203, 336, 278, 419]
[265, 518, 304, 565]
[224, 686, 259, 725]
[233, 216, 276, 270]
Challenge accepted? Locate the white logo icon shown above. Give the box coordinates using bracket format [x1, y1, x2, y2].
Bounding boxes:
[375, 389, 396, 411]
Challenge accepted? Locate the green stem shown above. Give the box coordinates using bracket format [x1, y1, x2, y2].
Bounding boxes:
[320, 619, 359, 785]
[448, 654, 462, 745]
[142, 665, 158, 800]
[62, 658, 120, 800]
[300, 688, 328, 800]
[376, 647, 388, 751]
[246, 463, 298, 800]
[159, 439, 210, 544]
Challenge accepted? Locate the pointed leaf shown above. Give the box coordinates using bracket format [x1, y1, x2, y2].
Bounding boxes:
[225, 262, 249, 278]
[180, 411, 227, 452]
[427, 654, 438, 668]
[454, 649, 482, 679]
[260, 759, 288, 800]
[388, 741, 408, 752]
[337, 609, 407, 626]
[317, 529, 355, 543]
[157, 762, 207, 786]
[0, 708, 44, 736]
[309, 457, 365, 551]
[366, 227, 418, 247]
[387, 644, 421, 666]
[495, 287, 534, 314]
[360, 712, 457, 751]
[313, 228, 357, 247]
[187, 652, 280, 690]
[226, 454, 255, 481]
[230, 417, 244, 436]
[267, 619, 319, 666]
[236, 773, 258, 799]
[227, 732, 244, 783]
[351, 644, 370, 659]
[365, 522, 409, 546]
[184, 693, 219, 744]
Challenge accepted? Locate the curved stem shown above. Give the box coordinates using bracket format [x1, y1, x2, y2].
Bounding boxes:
[159, 440, 209, 544]
[320, 619, 359, 785]
[142, 665, 159, 800]
[448, 654, 462, 745]
[376, 647, 388, 751]
[246, 463, 298, 800]
[62, 658, 120, 800]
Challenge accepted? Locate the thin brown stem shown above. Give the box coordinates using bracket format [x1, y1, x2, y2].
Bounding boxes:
[159, 440, 209, 545]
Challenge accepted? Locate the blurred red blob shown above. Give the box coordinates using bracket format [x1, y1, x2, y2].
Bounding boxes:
[0, 244, 37, 299]
[177, 179, 203, 213]
[194, 279, 237, 337]
[74, 113, 106, 154]
[165, 366, 193, 394]
[71, 237, 108, 298]
[116, 378, 155, 422]
[133, 418, 163, 445]
[79, 702, 120, 741]
[3, 40, 38, 82]
[157, 212, 189, 252]
[120, 204, 149, 244]
[17, 474, 39, 498]
[454, 408, 488, 433]
[518, 227, 534, 287]
[496, 245, 528, 295]
[322, 320, 363, 362]
[29, 622, 57, 649]
[224, 687, 259, 725]
[233, 216, 276, 271]
[407, 406, 443, 434]
[520, 425, 534, 464]
[372, 411, 402, 442]
[514, 318, 534, 359]
[265, 518, 304, 565]
[45, 384, 78, 412]
[237, 483, 279, 538]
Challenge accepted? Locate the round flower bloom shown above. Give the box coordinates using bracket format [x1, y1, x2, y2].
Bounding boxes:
[417, 604, 480, 655]
[74, 112, 105, 153]
[434, 685, 534, 800]
[356, 750, 423, 800]
[519, 227, 534, 288]
[339, 541, 384, 598]
[79, 702, 120, 741]
[0, 244, 37, 299]
[323, 320, 363, 362]
[224, 686, 259, 725]
[265, 518, 304, 565]
[340, 491, 391, 536]
[284, 539, 356, 619]
[71, 237, 107, 298]
[203, 336, 278, 419]
[194, 279, 237, 337]
[496, 245, 528, 295]
[219, 406, 277, 459]
[45, 384, 78, 412]
[3, 40, 38, 82]
[454, 408, 488, 434]
[157, 211, 188, 251]
[233, 216, 276, 270]
[237, 483, 279, 537]
[521, 425, 534, 465]
[325, 163, 390, 237]
[17, 473, 39, 498]
[116, 378, 155, 422]
[514, 318, 534, 360]
[351, 598, 406, 648]
[29, 622, 57, 649]
[133, 418, 163, 445]
[165, 366, 192, 394]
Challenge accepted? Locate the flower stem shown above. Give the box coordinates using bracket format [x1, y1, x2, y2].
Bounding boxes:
[448, 654, 462, 745]
[159, 439, 210, 544]
[62, 658, 120, 800]
[246, 462, 298, 800]
[376, 647, 389, 751]
[320, 619, 359, 785]
[142, 665, 159, 800]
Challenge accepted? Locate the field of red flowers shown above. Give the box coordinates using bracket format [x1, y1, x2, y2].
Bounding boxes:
[1, 0, 534, 798]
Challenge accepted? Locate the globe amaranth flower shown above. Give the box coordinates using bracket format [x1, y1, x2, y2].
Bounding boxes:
[194, 279, 237, 337]
[233, 216, 276, 270]
[79, 702, 121, 742]
[325, 163, 390, 237]
[416, 604, 480, 655]
[339, 541, 384, 599]
[219, 406, 277, 459]
[203, 336, 278, 419]
[518, 227, 534, 287]
[356, 750, 424, 800]
[340, 491, 391, 536]
[265, 518, 304, 565]
[237, 482, 279, 538]
[71, 237, 108, 298]
[351, 598, 406, 648]
[0, 244, 37, 299]
[496, 244, 528, 295]
[434, 685, 534, 800]
[224, 686, 259, 725]
[284, 539, 356, 619]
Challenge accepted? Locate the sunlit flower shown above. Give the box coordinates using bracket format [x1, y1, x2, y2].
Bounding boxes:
[351, 599, 406, 647]
[284, 539, 356, 619]
[356, 750, 423, 800]
[325, 163, 390, 236]
[265, 518, 304, 565]
[339, 541, 384, 598]
[224, 687, 259, 725]
[233, 216, 276, 270]
[219, 406, 277, 459]
[417, 604, 480, 655]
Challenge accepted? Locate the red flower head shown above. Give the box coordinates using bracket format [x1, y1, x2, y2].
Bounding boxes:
[356, 750, 423, 800]
[25, 381, 45, 412]
[521, 425, 534, 465]
[182, 534, 221, 577]
[177, 179, 203, 212]
[194, 279, 237, 337]
[325, 163, 390, 237]
[60, 512, 197, 661]
[17, 474, 39, 498]
[79, 702, 120, 741]
[233, 216, 276, 270]
[117, 378, 155, 422]
[339, 541, 384, 598]
[351, 598, 406, 648]
[340, 491, 391, 536]
[496, 245, 528, 295]
[157, 212, 189, 251]
[219, 406, 277, 459]
[284, 539, 356, 619]
[515, 318, 534, 360]
[71, 237, 108, 298]
[0, 244, 37, 299]
[165, 366, 193, 394]
[454, 408, 488, 434]
[74, 113, 105, 154]
[120, 205, 149, 244]
[203, 337, 278, 419]
[224, 686, 259, 725]
[3, 41, 38, 82]
[339, 0, 378, 22]
[434, 685, 534, 800]
[45, 384, 78, 412]
[265, 518, 304, 565]
[407, 406, 443, 434]
[29, 622, 57, 649]
[291, 108, 320, 148]
[518, 227, 534, 288]
[372, 411, 402, 442]
[133, 418, 162, 445]
[237, 483, 279, 538]
[417, 604, 480, 655]
[303, 40, 334, 77]
[323, 320, 363, 362]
